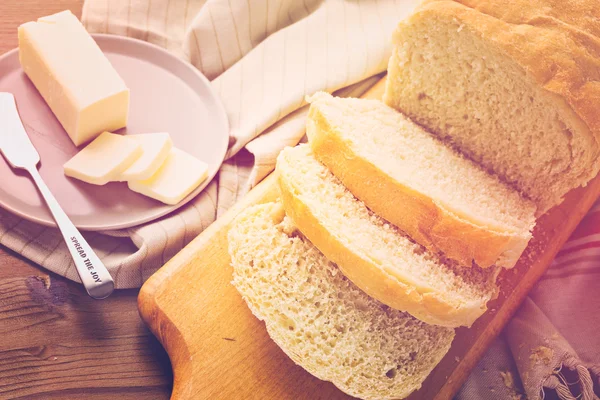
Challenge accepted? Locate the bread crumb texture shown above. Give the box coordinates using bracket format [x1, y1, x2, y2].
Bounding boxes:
[306, 92, 535, 269]
[278, 144, 499, 327]
[500, 370, 526, 400]
[385, 0, 600, 214]
[308, 92, 536, 233]
[229, 202, 455, 400]
[530, 346, 553, 367]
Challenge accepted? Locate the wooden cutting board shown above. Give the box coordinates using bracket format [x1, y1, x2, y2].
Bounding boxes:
[138, 77, 600, 400]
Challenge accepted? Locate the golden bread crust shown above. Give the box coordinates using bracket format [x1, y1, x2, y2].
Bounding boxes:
[413, 0, 600, 192]
[307, 102, 531, 269]
[277, 149, 493, 328]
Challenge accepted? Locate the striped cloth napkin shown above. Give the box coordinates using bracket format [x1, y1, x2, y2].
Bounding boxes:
[0, 0, 414, 287]
[0, 0, 597, 398]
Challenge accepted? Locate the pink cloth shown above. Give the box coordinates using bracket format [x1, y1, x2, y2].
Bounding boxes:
[458, 200, 600, 400]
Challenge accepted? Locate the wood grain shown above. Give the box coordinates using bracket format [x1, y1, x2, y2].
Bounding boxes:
[0, 0, 83, 54]
[0, 2, 171, 398]
[138, 77, 600, 399]
[0, 250, 172, 399]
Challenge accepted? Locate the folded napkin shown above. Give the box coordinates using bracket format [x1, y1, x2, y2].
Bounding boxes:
[0, 0, 597, 399]
[0, 0, 416, 287]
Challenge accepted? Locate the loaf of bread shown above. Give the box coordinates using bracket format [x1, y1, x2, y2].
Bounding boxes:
[384, 0, 600, 215]
[306, 92, 536, 269]
[229, 202, 455, 400]
[277, 144, 499, 327]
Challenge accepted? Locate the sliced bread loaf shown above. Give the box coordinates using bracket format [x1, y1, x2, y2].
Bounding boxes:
[276, 144, 499, 327]
[229, 202, 455, 400]
[306, 92, 536, 269]
[384, 0, 600, 215]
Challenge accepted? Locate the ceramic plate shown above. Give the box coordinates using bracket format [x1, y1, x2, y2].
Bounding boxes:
[0, 34, 229, 231]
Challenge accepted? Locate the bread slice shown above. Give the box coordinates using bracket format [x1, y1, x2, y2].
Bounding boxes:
[276, 144, 499, 327]
[384, 0, 600, 215]
[229, 202, 455, 400]
[306, 92, 536, 270]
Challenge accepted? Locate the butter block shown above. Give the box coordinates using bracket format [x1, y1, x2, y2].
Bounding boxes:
[64, 132, 142, 185]
[118, 133, 173, 181]
[128, 148, 209, 205]
[18, 10, 129, 146]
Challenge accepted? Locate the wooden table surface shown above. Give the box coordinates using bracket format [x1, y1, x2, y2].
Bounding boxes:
[0, 2, 172, 399]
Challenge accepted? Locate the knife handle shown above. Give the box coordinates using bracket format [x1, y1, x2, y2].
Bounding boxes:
[27, 166, 114, 299]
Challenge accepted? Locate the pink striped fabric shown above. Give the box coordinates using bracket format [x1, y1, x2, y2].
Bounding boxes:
[458, 200, 600, 400]
[0, 0, 417, 288]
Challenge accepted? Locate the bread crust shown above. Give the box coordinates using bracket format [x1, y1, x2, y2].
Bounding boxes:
[229, 202, 455, 399]
[307, 103, 531, 269]
[400, 0, 600, 212]
[427, 0, 600, 142]
[277, 151, 495, 328]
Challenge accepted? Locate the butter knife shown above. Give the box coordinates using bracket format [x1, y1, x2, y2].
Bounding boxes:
[0, 93, 114, 299]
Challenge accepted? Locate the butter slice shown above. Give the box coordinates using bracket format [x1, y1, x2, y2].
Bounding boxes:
[128, 148, 209, 205]
[118, 133, 173, 181]
[64, 132, 142, 185]
[18, 10, 129, 146]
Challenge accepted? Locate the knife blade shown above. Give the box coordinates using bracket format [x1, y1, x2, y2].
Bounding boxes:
[0, 92, 114, 299]
[0, 92, 40, 168]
